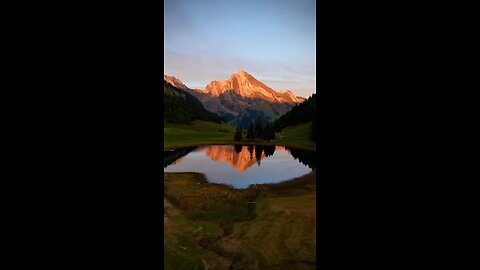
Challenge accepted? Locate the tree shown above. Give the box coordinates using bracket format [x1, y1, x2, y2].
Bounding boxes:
[234, 144, 243, 154]
[262, 124, 275, 141]
[311, 116, 316, 142]
[255, 116, 264, 138]
[246, 120, 255, 140]
[272, 93, 316, 132]
[247, 145, 254, 160]
[263, 145, 275, 157]
[255, 145, 264, 166]
[234, 129, 243, 141]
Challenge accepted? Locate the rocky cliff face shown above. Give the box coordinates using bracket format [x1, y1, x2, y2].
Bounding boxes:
[203, 70, 303, 103]
[164, 75, 189, 91]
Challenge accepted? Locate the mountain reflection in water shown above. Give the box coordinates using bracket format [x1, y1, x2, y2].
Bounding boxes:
[164, 145, 315, 188]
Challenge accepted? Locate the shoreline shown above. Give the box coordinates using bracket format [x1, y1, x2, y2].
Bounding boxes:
[164, 140, 316, 151]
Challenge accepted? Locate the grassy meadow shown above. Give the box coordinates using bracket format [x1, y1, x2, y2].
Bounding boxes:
[164, 120, 315, 151]
[276, 122, 315, 150]
[164, 172, 316, 270]
[164, 121, 236, 149]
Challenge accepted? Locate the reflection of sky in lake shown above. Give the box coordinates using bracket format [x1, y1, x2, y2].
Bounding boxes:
[164, 145, 312, 188]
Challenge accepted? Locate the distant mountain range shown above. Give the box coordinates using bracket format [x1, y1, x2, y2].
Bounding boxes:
[164, 70, 306, 129]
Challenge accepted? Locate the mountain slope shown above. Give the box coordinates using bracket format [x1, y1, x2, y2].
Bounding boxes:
[181, 70, 305, 129]
[163, 80, 223, 124]
[273, 93, 316, 131]
[204, 69, 303, 103]
[164, 75, 189, 91]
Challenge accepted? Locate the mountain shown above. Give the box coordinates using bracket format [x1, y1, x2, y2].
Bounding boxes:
[176, 70, 306, 129]
[163, 79, 223, 124]
[164, 75, 189, 91]
[203, 70, 303, 103]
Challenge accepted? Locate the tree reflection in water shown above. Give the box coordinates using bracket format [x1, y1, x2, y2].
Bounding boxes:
[255, 145, 264, 166]
[164, 145, 315, 172]
[285, 147, 316, 169]
[247, 145, 254, 160]
[163, 146, 198, 168]
[263, 145, 275, 157]
[164, 145, 315, 188]
[234, 144, 242, 154]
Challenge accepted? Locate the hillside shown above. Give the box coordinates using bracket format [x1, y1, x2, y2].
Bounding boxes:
[164, 80, 223, 124]
[273, 93, 316, 130]
[276, 122, 316, 149]
[273, 93, 316, 142]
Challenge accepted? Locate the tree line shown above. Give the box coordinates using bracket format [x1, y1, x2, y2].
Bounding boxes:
[273, 93, 316, 142]
[234, 115, 275, 141]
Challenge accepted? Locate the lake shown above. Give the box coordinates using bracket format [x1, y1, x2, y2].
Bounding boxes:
[164, 145, 315, 188]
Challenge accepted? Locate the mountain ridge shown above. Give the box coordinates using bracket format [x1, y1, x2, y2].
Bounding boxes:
[164, 71, 308, 128]
[164, 71, 305, 103]
[163, 80, 223, 124]
[203, 70, 304, 104]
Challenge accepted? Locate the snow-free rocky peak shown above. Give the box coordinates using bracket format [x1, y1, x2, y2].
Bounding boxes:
[203, 70, 303, 103]
[164, 75, 189, 91]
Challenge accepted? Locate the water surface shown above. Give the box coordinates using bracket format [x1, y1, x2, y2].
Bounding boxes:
[164, 145, 315, 188]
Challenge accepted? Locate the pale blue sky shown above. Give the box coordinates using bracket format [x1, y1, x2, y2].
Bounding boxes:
[164, 0, 316, 98]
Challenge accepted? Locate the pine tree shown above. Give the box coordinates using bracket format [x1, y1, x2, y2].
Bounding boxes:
[247, 120, 254, 140]
[247, 145, 254, 160]
[255, 145, 263, 166]
[262, 123, 275, 141]
[311, 116, 316, 142]
[263, 145, 276, 157]
[255, 116, 263, 138]
[234, 129, 243, 141]
[234, 144, 242, 154]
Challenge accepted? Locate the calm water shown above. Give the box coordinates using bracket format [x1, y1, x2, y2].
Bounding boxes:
[164, 145, 315, 188]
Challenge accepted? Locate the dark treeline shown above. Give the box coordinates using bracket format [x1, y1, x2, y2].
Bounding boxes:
[263, 145, 275, 157]
[273, 93, 316, 132]
[234, 144, 243, 154]
[164, 80, 224, 124]
[164, 147, 198, 167]
[236, 115, 275, 141]
[285, 147, 316, 169]
[232, 144, 276, 158]
[311, 113, 316, 142]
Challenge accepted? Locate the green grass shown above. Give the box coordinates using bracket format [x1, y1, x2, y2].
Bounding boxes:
[276, 122, 315, 150]
[164, 120, 316, 151]
[164, 120, 236, 149]
[164, 172, 316, 270]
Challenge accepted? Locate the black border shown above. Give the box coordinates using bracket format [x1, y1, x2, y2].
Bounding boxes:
[3, 0, 465, 268]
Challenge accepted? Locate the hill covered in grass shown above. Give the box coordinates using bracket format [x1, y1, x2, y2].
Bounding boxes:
[164, 171, 316, 270]
[276, 122, 316, 149]
[164, 80, 224, 124]
[273, 93, 316, 142]
[164, 120, 236, 149]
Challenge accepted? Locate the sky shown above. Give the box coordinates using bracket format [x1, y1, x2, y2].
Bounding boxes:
[164, 0, 316, 98]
